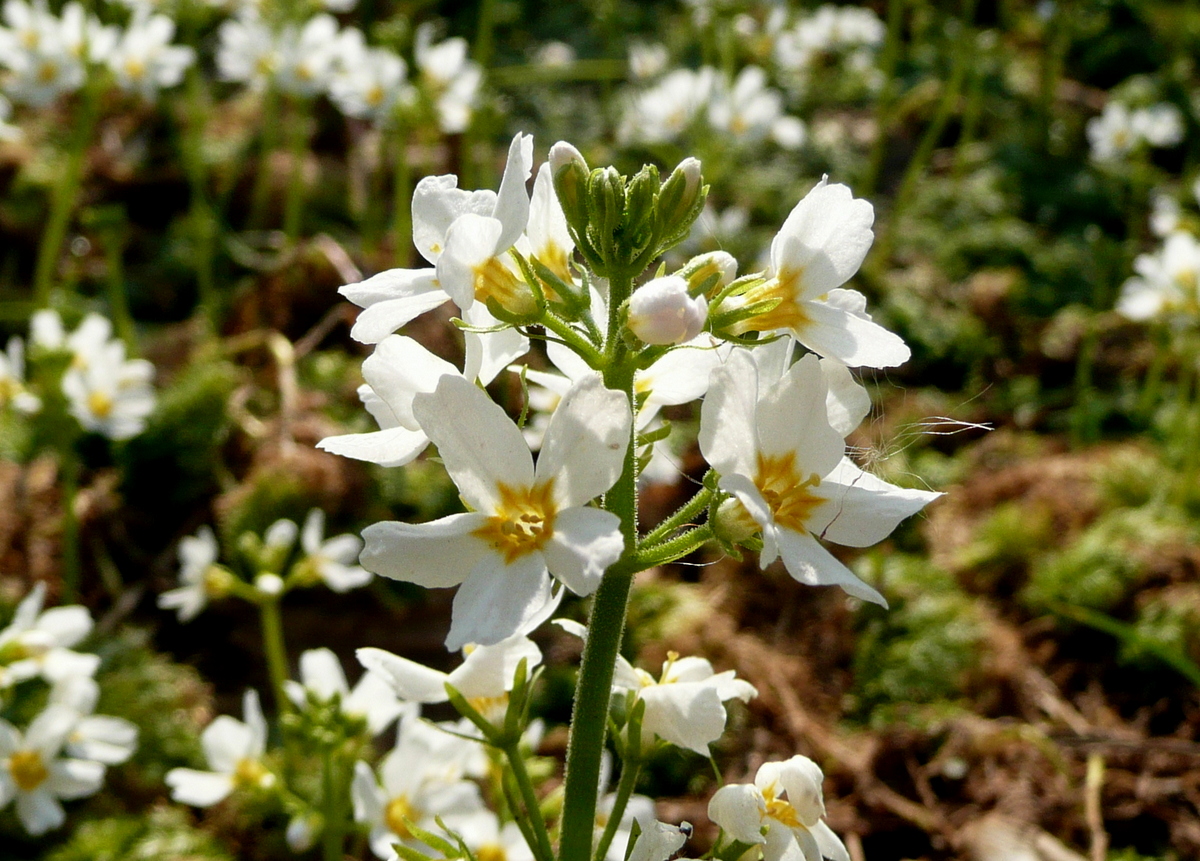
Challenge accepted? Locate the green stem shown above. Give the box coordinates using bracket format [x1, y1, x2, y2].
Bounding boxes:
[1136, 322, 1169, 422]
[642, 482, 713, 547]
[593, 746, 641, 861]
[283, 98, 311, 241]
[33, 85, 101, 306]
[321, 747, 345, 861]
[861, 0, 906, 196]
[259, 596, 291, 713]
[1070, 321, 1099, 447]
[635, 525, 713, 570]
[182, 66, 219, 331]
[60, 448, 81, 602]
[101, 222, 136, 354]
[540, 311, 605, 369]
[502, 741, 555, 861]
[561, 273, 639, 861]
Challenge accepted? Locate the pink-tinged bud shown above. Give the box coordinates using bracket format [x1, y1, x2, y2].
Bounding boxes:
[627, 275, 709, 345]
[677, 157, 701, 199]
[548, 140, 588, 174]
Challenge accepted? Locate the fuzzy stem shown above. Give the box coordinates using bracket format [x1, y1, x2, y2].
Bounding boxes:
[259, 596, 291, 713]
[593, 743, 641, 861]
[560, 269, 639, 861]
[502, 741, 555, 861]
[642, 481, 713, 547]
[33, 85, 101, 306]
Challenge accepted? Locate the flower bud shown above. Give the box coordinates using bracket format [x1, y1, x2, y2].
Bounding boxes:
[549, 141, 590, 238]
[712, 497, 759, 546]
[255, 573, 285, 597]
[627, 275, 709, 345]
[678, 251, 738, 297]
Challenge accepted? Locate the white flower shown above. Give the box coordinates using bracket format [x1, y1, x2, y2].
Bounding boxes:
[708, 756, 849, 861]
[296, 509, 370, 592]
[165, 689, 274, 806]
[1117, 230, 1200, 320]
[284, 648, 406, 736]
[727, 179, 909, 368]
[360, 373, 630, 650]
[1087, 102, 1138, 163]
[628, 276, 708, 345]
[0, 705, 106, 835]
[628, 42, 668, 80]
[699, 350, 940, 604]
[628, 820, 689, 861]
[48, 675, 138, 765]
[357, 593, 557, 721]
[318, 333, 524, 467]
[157, 525, 223, 622]
[707, 66, 787, 144]
[1149, 191, 1180, 238]
[557, 621, 756, 755]
[0, 337, 40, 414]
[0, 94, 22, 142]
[414, 23, 481, 134]
[216, 11, 277, 89]
[329, 40, 411, 124]
[352, 714, 486, 859]
[1132, 103, 1184, 148]
[107, 10, 194, 98]
[62, 340, 156, 439]
[619, 67, 716, 144]
[275, 14, 340, 97]
[0, 583, 99, 688]
[456, 810, 536, 861]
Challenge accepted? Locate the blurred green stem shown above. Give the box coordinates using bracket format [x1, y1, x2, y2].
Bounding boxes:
[259, 595, 291, 713]
[321, 747, 347, 861]
[59, 447, 82, 602]
[283, 98, 312, 241]
[100, 216, 136, 355]
[862, 0, 906, 196]
[501, 740, 554, 861]
[33, 84, 101, 306]
[181, 66, 220, 331]
[249, 89, 282, 229]
[391, 126, 412, 266]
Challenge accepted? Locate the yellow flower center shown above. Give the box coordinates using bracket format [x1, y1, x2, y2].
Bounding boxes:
[473, 256, 536, 317]
[763, 785, 802, 828]
[9, 750, 49, 792]
[533, 243, 572, 291]
[38, 61, 59, 84]
[124, 57, 146, 80]
[385, 794, 419, 839]
[366, 85, 385, 107]
[477, 844, 507, 861]
[88, 390, 114, 419]
[233, 757, 269, 789]
[732, 267, 812, 335]
[1176, 269, 1198, 308]
[467, 693, 510, 719]
[755, 452, 822, 533]
[473, 481, 557, 564]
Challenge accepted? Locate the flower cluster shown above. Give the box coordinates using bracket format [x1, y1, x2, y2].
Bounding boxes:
[1088, 100, 1184, 163]
[0, 584, 137, 835]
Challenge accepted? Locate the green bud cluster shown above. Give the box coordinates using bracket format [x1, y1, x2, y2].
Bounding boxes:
[550, 145, 708, 280]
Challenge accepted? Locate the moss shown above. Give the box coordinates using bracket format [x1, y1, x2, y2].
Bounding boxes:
[44, 807, 234, 861]
[1121, 586, 1200, 670]
[851, 553, 986, 725]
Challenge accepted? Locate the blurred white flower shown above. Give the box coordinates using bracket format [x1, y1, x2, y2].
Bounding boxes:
[284, 648, 406, 735]
[0, 583, 99, 688]
[0, 337, 40, 414]
[158, 525, 224, 622]
[296, 509, 371, 592]
[1117, 230, 1200, 320]
[62, 340, 156, 439]
[107, 10, 194, 99]
[415, 22, 482, 134]
[619, 67, 715, 144]
[628, 42, 668, 80]
[48, 674, 138, 765]
[165, 689, 274, 806]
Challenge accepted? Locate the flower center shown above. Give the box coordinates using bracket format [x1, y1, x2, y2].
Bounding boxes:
[124, 57, 146, 80]
[38, 61, 59, 84]
[88, 390, 114, 419]
[467, 693, 509, 719]
[473, 256, 536, 317]
[477, 844, 508, 861]
[473, 481, 557, 563]
[765, 796, 802, 828]
[233, 757, 269, 789]
[533, 243, 572, 291]
[366, 85, 385, 107]
[755, 452, 823, 532]
[732, 268, 812, 334]
[9, 750, 49, 792]
[385, 794, 419, 839]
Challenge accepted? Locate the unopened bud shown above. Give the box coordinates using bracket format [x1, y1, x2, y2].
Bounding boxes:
[255, 573, 285, 597]
[549, 141, 590, 237]
[627, 275, 709, 345]
[655, 157, 707, 252]
[712, 497, 759, 545]
[679, 251, 738, 297]
[203, 565, 236, 599]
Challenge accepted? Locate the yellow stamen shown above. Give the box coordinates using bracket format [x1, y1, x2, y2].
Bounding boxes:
[233, 757, 269, 789]
[385, 794, 418, 839]
[10, 750, 49, 792]
[755, 452, 822, 532]
[477, 844, 508, 861]
[472, 480, 557, 564]
[87, 391, 114, 419]
[533, 243, 572, 291]
[733, 267, 811, 334]
[473, 256, 536, 317]
[765, 796, 802, 828]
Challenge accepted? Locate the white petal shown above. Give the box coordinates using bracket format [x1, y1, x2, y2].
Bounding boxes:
[317, 426, 431, 468]
[437, 213, 505, 310]
[46, 757, 105, 799]
[341, 267, 439, 308]
[527, 162, 574, 264]
[35, 606, 92, 647]
[811, 459, 941, 548]
[445, 551, 553, 651]
[360, 513, 489, 588]
[542, 507, 624, 596]
[201, 716, 255, 773]
[770, 181, 874, 296]
[26, 705, 76, 758]
[699, 350, 760, 478]
[356, 647, 450, 704]
[166, 768, 235, 806]
[67, 716, 138, 764]
[491, 132, 535, 251]
[796, 295, 910, 369]
[300, 648, 350, 700]
[321, 561, 373, 592]
[811, 820, 851, 861]
[708, 783, 766, 844]
[366, 336, 463, 430]
[39, 649, 101, 682]
[449, 634, 542, 698]
[16, 789, 64, 835]
[756, 354, 843, 476]
[462, 315, 530, 384]
[535, 375, 631, 507]
[639, 682, 727, 754]
[412, 374, 534, 513]
[774, 527, 886, 606]
[349, 290, 452, 344]
[351, 759, 385, 825]
[820, 358, 870, 437]
[628, 820, 688, 861]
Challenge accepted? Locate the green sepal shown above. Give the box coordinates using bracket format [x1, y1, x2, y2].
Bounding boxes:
[444, 682, 500, 745]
